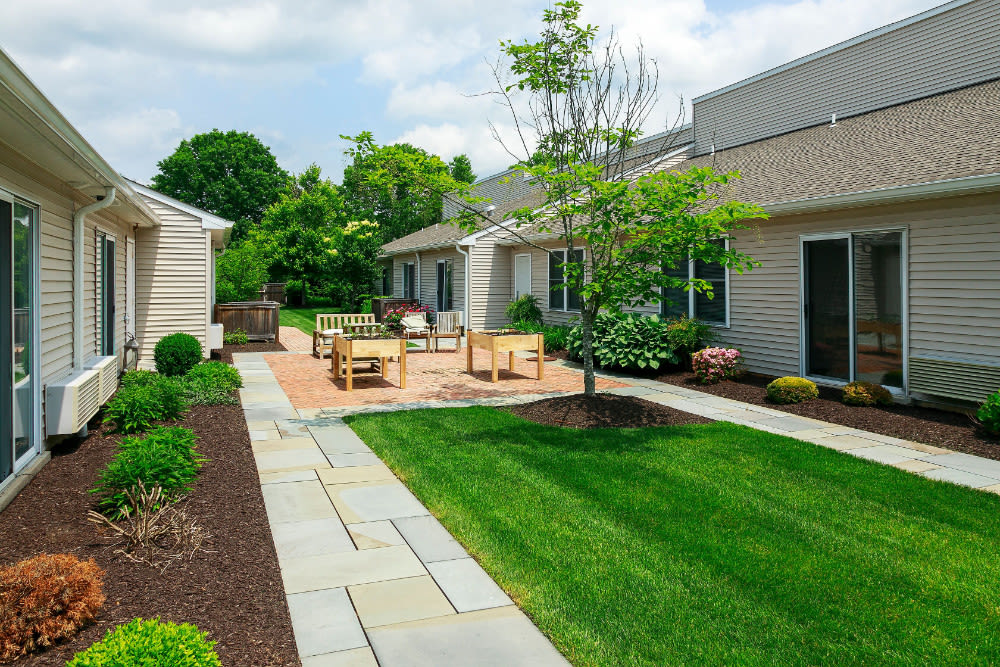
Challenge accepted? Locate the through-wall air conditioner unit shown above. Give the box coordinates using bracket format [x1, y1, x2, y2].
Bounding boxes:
[84, 355, 119, 404]
[208, 323, 224, 351]
[46, 369, 101, 435]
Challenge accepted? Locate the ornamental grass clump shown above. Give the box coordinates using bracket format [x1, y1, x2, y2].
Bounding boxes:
[0, 554, 105, 661]
[841, 381, 893, 407]
[977, 391, 1000, 435]
[67, 618, 220, 667]
[766, 377, 819, 404]
[691, 347, 742, 384]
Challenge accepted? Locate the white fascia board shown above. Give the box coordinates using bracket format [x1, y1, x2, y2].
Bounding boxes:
[126, 179, 234, 229]
[381, 239, 468, 256]
[693, 0, 975, 104]
[0, 48, 158, 227]
[765, 172, 1000, 215]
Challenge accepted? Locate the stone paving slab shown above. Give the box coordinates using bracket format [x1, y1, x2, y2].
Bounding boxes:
[311, 423, 373, 455]
[920, 467, 1000, 488]
[348, 575, 456, 628]
[259, 469, 319, 485]
[251, 436, 319, 453]
[917, 452, 1000, 480]
[301, 647, 379, 667]
[327, 452, 383, 468]
[318, 464, 397, 485]
[893, 459, 942, 473]
[347, 520, 407, 549]
[271, 517, 356, 559]
[254, 448, 331, 474]
[244, 407, 301, 422]
[426, 558, 514, 613]
[366, 606, 569, 667]
[326, 481, 430, 524]
[846, 444, 928, 466]
[287, 587, 368, 657]
[813, 434, 885, 451]
[394, 515, 469, 564]
[281, 545, 428, 594]
[262, 480, 338, 524]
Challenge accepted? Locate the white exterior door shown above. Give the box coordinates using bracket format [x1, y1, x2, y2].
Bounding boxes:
[514, 254, 531, 300]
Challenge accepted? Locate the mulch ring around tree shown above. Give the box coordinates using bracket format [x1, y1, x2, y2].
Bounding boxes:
[654, 369, 1000, 462]
[214, 340, 287, 364]
[0, 404, 298, 666]
[506, 394, 712, 429]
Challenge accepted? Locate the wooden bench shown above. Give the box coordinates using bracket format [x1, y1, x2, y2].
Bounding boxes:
[313, 313, 376, 358]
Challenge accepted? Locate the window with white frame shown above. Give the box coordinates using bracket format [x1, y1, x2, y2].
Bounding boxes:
[401, 262, 416, 299]
[660, 239, 728, 325]
[548, 249, 584, 312]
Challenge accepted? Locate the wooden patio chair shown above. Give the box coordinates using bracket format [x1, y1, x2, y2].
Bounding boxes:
[400, 313, 433, 352]
[313, 313, 376, 358]
[432, 311, 463, 352]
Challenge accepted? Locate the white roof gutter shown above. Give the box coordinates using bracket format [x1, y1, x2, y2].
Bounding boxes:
[74, 187, 116, 370]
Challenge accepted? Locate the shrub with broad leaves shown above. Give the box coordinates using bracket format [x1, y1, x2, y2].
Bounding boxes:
[505, 295, 543, 326]
[691, 347, 742, 384]
[67, 618, 221, 667]
[104, 377, 188, 434]
[841, 381, 893, 407]
[512, 320, 571, 352]
[978, 390, 1000, 435]
[222, 328, 248, 345]
[766, 377, 819, 404]
[0, 554, 105, 661]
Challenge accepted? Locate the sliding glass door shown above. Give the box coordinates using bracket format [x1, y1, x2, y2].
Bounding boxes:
[2, 196, 38, 485]
[801, 231, 904, 389]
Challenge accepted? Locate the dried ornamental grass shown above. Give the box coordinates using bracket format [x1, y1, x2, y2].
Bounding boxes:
[0, 553, 105, 661]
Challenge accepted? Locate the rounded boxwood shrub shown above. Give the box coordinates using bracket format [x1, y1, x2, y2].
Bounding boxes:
[0, 554, 105, 661]
[978, 391, 1000, 435]
[841, 381, 893, 407]
[154, 333, 203, 377]
[766, 377, 819, 404]
[67, 618, 220, 667]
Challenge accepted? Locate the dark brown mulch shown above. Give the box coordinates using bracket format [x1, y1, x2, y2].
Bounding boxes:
[0, 405, 299, 666]
[214, 341, 287, 364]
[654, 369, 1000, 461]
[506, 394, 711, 429]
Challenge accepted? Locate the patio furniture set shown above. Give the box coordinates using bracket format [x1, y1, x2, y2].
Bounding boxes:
[312, 312, 544, 391]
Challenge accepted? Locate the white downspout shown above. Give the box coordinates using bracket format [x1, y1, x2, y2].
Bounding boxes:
[415, 251, 422, 303]
[73, 187, 116, 370]
[455, 244, 471, 330]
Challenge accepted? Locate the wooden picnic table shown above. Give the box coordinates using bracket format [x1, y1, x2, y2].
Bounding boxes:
[466, 330, 544, 383]
[331, 335, 407, 391]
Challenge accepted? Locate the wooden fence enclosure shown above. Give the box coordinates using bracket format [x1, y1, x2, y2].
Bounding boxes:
[214, 302, 280, 343]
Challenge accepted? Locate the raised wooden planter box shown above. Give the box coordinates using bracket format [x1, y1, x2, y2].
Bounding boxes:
[466, 330, 544, 383]
[214, 301, 280, 343]
[331, 335, 407, 391]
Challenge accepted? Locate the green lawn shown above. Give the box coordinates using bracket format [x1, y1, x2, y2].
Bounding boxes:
[279, 306, 343, 336]
[347, 407, 1000, 666]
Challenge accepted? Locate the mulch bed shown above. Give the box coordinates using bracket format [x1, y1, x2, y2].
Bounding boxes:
[506, 394, 711, 429]
[214, 341, 287, 364]
[0, 404, 299, 666]
[654, 369, 1000, 461]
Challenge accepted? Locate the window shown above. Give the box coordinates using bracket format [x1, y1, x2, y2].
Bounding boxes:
[401, 262, 416, 299]
[661, 239, 728, 325]
[548, 249, 584, 312]
[436, 259, 453, 312]
[381, 267, 391, 296]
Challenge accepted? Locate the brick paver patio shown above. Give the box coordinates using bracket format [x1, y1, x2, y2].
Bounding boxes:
[279, 326, 313, 353]
[264, 349, 626, 409]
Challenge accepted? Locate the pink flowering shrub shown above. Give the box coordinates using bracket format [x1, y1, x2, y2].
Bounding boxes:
[383, 304, 435, 330]
[691, 347, 742, 384]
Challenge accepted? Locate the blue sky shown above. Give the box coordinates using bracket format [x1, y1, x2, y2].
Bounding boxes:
[0, 0, 943, 184]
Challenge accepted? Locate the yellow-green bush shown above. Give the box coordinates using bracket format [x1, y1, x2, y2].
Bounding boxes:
[841, 381, 893, 407]
[766, 377, 819, 404]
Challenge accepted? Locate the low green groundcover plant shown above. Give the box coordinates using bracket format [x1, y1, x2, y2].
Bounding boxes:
[91, 426, 204, 518]
[184, 361, 243, 405]
[154, 332, 203, 376]
[766, 376, 819, 404]
[222, 328, 248, 346]
[103, 379, 188, 434]
[67, 618, 220, 667]
[978, 390, 1000, 435]
[842, 380, 893, 407]
[347, 407, 1000, 666]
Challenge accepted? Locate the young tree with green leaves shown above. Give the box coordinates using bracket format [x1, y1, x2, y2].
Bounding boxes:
[448, 154, 477, 184]
[152, 129, 289, 244]
[215, 241, 269, 304]
[492, 1, 766, 395]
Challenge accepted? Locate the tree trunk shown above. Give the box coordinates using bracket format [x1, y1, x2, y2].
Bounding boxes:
[580, 308, 596, 396]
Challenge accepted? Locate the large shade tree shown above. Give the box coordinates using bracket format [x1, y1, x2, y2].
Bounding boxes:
[490, 1, 767, 394]
[152, 129, 289, 244]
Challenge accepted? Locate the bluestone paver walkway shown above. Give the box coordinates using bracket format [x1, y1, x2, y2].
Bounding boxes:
[237, 348, 1000, 665]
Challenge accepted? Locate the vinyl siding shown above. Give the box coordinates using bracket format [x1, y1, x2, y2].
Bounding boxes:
[692, 0, 1000, 154]
[390, 250, 466, 322]
[469, 239, 509, 330]
[135, 197, 210, 361]
[721, 193, 1000, 381]
[0, 142, 134, 443]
